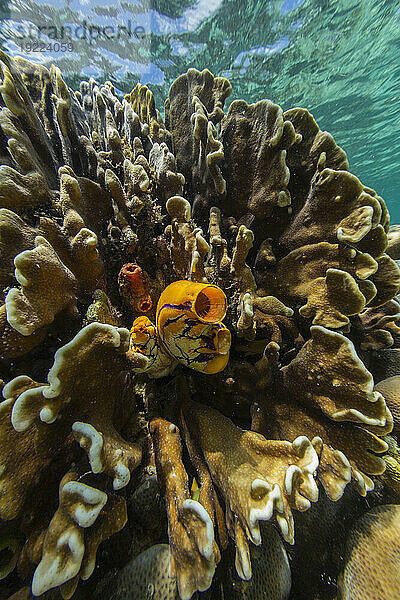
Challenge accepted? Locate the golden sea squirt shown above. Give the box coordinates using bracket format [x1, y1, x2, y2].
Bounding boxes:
[128, 315, 178, 378]
[156, 280, 231, 374]
[128, 281, 231, 376]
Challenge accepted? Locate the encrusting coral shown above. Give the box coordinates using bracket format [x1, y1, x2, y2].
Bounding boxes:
[0, 53, 399, 600]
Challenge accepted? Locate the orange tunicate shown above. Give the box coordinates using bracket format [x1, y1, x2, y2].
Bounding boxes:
[118, 263, 153, 312]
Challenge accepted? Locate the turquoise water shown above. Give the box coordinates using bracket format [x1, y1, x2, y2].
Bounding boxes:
[1, 0, 399, 221]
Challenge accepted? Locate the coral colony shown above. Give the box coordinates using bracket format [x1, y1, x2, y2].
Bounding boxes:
[0, 51, 400, 600]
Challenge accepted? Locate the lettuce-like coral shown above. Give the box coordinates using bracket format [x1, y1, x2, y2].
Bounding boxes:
[0, 54, 399, 600]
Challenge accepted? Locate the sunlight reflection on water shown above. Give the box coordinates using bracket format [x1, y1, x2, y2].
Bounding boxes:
[0, 0, 399, 220]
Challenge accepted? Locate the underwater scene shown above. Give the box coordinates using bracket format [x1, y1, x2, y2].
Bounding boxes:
[0, 0, 399, 599]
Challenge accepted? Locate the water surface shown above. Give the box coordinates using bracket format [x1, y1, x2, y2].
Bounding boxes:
[1, 0, 399, 220]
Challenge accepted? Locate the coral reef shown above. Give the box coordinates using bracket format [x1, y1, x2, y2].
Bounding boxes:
[0, 53, 399, 600]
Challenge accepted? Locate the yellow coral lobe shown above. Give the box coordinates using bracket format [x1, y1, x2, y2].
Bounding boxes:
[156, 280, 231, 374]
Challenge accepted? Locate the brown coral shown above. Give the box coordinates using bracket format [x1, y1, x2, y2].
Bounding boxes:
[220, 99, 296, 219]
[165, 68, 231, 223]
[180, 400, 319, 558]
[0, 323, 141, 596]
[31, 473, 115, 598]
[5, 236, 78, 336]
[150, 417, 216, 600]
[357, 298, 400, 350]
[387, 224, 400, 259]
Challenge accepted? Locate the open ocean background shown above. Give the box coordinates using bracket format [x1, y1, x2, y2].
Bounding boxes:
[0, 0, 399, 222]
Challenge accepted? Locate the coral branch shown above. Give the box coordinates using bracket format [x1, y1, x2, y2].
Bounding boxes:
[181, 400, 319, 580]
[150, 417, 216, 600]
